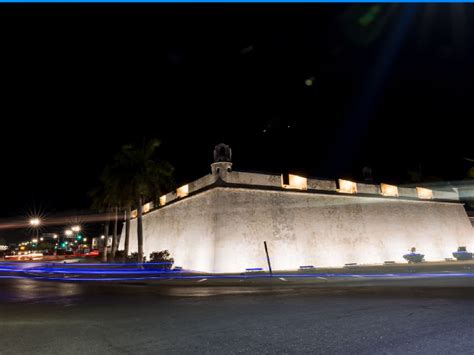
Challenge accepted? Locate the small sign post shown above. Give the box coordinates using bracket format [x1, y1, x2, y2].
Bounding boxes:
[264, 241, 272, 277]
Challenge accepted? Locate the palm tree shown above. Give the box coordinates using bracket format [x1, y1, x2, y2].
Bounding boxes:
[89, 184, 113, 263]
[108, 172, 134, 259]
[95, 163, 130, 260]
[114, 138, 173, 262]
[123, 205, 132, 258]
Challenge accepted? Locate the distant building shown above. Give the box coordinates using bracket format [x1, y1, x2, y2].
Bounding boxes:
[92, 236, 112, 250]
[120, 144, 473, 273]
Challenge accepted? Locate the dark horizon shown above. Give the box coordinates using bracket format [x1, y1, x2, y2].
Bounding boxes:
[1, 4, 473, 241]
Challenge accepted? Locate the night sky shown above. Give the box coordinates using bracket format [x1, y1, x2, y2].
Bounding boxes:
[1, 4, 473, 240]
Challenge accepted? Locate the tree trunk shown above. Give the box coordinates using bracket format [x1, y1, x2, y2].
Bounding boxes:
[124, 206, 131, 258]
[115, 209, 123, 256]
[102, 219, 109, 263]
[111, 206, 119, 259]
[137, 195, 144, 263]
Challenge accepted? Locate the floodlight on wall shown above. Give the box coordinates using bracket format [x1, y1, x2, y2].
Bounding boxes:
[337, 179, 357, 194]
[159, 195, 167, 206]
[131, 210, 138, 219]
[143, 202, 152, 214]
[177, 184, 189, 198]
[281, 174, 308, 190]
[416, 187, 433, 200]
[381, 183, 399, 197]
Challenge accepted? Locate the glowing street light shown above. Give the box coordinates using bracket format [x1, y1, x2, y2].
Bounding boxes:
[65, 230, 73, 237]
[53, 234, 58, 239]
[71, 225, 81, 232]
[29, 217, 42, 250]
[29, 218, 41, 227]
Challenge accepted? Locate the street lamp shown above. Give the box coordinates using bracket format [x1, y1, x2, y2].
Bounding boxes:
[29, 218, 41, 250]
[65, 230, 73, 237]
[29, 218, 41, 227]
[71, 225, 81, 232]
[30, 218, 41, 227]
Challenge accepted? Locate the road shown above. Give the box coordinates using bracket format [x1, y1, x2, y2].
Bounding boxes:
[1, 278, 474, 354]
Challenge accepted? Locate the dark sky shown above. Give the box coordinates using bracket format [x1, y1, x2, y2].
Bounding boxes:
[1, 4, 473, 240]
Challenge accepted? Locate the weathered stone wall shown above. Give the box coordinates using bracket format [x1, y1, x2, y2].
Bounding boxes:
[121, 186, 473, 273]
[123, 190, 217, 271]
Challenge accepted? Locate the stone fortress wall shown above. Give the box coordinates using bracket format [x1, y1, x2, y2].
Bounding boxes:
[120, 145, 472, 273]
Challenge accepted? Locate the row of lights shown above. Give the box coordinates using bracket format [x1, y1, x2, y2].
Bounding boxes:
[27, 218, 90, 245]
[280, 175, 434, 199]
[29, 218, 82, 235]
[338, 179, 433, 199]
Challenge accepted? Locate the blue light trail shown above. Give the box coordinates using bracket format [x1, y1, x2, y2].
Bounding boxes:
[2, 262, 474, 282]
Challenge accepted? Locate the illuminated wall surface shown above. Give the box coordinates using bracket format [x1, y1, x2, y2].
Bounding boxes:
[121, 186, 473, 273]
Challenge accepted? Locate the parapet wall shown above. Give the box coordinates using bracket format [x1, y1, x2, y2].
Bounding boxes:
[356, 182, 381, 195]
[223, 171, 282, 188]
[133, 170, 461, 220]
[307, 178, 337, 191]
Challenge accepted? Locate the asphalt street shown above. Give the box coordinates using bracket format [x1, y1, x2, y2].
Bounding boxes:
[1, 278, 474, 354]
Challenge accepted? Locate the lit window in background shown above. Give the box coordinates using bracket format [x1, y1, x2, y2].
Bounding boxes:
[417, 187, 433, 199]
[338, 179, 357, 194]
[177, 185, 189, 198]
[381, 183, 399, 197]
[281, 174, 308, 190]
